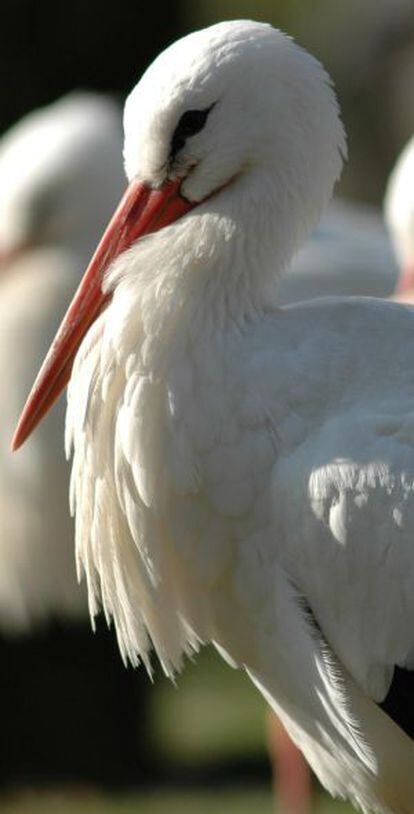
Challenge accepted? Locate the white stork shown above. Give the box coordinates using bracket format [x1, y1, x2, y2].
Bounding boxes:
[384, 135, 414, 302]
[14, 21, 414, 813]
[0, 92, 124, 629]
[278, 199, 397, 305]
[0, 93, 155, 788]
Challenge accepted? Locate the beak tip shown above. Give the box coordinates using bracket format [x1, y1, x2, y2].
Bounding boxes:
[11, 436, 21, 453]
[11, 421, 26, 452]
[11, 395, 38, 451]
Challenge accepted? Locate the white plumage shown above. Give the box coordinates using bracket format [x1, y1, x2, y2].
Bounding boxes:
[0, 93, 124, 630]
[384, 135, 414, 300]
[15, 22, 414, 813]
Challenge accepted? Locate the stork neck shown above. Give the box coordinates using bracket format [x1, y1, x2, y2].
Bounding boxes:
[109, 167, 305, 336]
[105, 163, 325, 382]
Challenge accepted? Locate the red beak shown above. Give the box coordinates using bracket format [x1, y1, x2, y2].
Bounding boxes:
[12, 177, 196, 451]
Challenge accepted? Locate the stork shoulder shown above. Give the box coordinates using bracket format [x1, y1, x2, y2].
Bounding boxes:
[271, 405, 414, 705]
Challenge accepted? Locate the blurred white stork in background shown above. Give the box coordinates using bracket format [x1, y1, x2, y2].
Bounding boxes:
[0, 92, 124, 629]
[279, 198, 397, 305]
[0, 93, 151, 786]
[14, 21, 414, 813]
[384, 135, 414, 302]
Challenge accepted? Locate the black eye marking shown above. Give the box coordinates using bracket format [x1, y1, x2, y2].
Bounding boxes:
[170, 104, 215, 160]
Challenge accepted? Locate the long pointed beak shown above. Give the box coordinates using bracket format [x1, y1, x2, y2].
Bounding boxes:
[12, 177, 196, 451]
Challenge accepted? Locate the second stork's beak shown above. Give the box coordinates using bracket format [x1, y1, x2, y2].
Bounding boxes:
[12, 177, 195, 450]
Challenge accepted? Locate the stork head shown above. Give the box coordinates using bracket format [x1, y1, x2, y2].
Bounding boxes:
[123, 20, 345, 212]
[0, 93, 124, 265]
[13, 20, 346, 450]
[384, 135, 414, 300]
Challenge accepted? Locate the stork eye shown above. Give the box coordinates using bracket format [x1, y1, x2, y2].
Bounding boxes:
[170, 106, 214, 159]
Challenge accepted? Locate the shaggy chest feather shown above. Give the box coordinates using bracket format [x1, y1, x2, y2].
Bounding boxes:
[66, 295, 278, 675]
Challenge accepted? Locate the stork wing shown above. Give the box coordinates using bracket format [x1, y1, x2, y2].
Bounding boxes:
[246, 298, 414, 711]
[273, 407, 414, 705]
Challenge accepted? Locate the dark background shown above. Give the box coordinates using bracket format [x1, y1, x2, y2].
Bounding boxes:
[0, 1, 183, 133]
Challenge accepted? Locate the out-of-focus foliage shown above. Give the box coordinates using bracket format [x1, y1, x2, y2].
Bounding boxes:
[0, 788, 356, 814]
[0, 1, 183, 134]
[150, 647, 266, 765]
